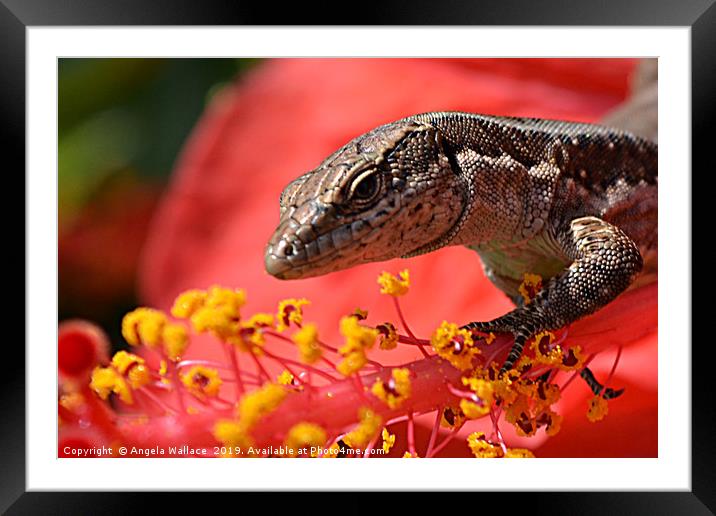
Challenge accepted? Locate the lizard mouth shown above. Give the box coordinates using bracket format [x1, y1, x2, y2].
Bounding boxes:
[264, 240, 355, 280]
[264, 223, 359, 280]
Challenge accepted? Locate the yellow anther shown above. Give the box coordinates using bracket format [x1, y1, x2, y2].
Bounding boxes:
[340, 315, 378, 350]
[236, 383, 287, 430]
[180, 365, 222, 397]
[171, 289, 207, 319]
[371, 368, 412, 409]
[377, 269, 410, 296]
[276, 298, 310, 331]
[431, 321, 480, 371]
[337, 316, 378, 376]
[377, 322, 398, 350]
[121, 307, 167, 348]
[90, 366, 133, 404]
[213, 420, 253, 451]
[111, 350, 144, 375]
[292, 323, 322, 364]
[518, 272, 543, 305]
[587, 395, 609, 422]
[343, 407, 382, 449]
[284, 422, 327, 456]
[337, 350, 367, 376]
[467, 432, 503, 458]
[244, 313, 275, 329]
[381, 428, 395, 453]
[505, 448, 535, 458]
[162, 323, 189, 362]
[460, 399, 491, 420]
[277, 370, 295, 385]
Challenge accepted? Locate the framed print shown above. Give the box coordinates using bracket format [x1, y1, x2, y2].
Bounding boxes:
[3, 0, 710, 512]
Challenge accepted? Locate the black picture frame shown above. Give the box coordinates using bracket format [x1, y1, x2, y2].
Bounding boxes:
[4, 1, 709, 513]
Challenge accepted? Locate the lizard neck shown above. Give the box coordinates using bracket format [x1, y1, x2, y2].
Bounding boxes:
[400, 155, 527, 259]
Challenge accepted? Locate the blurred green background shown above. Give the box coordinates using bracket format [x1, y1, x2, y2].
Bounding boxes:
[58, 58, 257, 345]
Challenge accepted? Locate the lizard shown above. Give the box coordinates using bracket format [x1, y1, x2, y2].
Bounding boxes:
[264, 111, 657, 378]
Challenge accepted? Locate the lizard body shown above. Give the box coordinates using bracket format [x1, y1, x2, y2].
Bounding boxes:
[265, 112, 657, 371]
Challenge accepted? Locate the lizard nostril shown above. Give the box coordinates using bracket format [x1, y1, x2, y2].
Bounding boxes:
[283, 243, 295, 256]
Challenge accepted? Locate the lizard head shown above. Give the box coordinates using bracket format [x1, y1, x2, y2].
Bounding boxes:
[265, 118, 465, 279]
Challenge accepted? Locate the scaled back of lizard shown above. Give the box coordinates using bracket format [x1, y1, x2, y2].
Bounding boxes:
[265, 112, 657, 373]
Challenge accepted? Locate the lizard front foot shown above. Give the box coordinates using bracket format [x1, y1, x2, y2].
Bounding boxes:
[462, 312, 541, 373]
[463, 216, 644, 373]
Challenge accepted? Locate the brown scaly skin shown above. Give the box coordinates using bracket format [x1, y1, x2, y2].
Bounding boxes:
[265, 112, 657, 372]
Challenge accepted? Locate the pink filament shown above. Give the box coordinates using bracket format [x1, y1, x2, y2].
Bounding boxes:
[250, 355, 463, 448]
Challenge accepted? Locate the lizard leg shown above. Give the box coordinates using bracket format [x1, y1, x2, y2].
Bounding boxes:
[464, 216, 643, 373]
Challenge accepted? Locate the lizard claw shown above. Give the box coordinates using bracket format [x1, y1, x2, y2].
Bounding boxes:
[461, 320, 534, 373]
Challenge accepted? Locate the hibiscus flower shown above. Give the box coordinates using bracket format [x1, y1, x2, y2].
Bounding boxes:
[59, 58, 656, 458]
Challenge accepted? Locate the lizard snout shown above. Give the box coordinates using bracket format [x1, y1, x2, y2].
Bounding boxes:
[265, 225, 307, 279]
[265, 200, 341, 279]
[264, 239, 294, 279]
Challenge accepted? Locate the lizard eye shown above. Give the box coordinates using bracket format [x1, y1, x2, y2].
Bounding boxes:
[349, 171, 380, 202]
